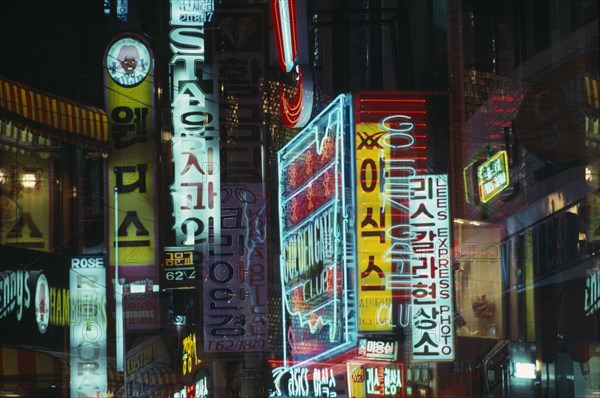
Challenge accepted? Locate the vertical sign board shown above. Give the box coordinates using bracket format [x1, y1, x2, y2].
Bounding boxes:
[409, 175, 453, 361]
[70, 256, 108, 397]
[104, 33, 159, 281]
[169, 0, 220, 248]
[354, 92, 429, 332]
[203, 183, 269, 352]
[278, 94, 356, 366]
[204, 5, 270, 353]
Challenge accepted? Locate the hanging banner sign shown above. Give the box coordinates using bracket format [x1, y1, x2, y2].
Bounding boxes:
[353, 92, 430, 332]
[409, 174, 454, 361]
[104, 32, 159, 282]
[169, 0, 221, 248]
[70, 256, 108, 397]
[203, 183, 268, 353]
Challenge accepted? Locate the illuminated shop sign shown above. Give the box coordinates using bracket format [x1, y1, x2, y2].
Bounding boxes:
[104, 33, 159, 275]
[271, 0, 313, 127]
[409, 175, 454, 361]
[354, 93, 429, 332]
[70, 256, 108, 397]
[169, 0, 221, 247]
[163, 246, 196, 288]
[514, 362, 536, 379]
[278, 94, 356, 365]
[106, 36, 150, 87]
[182, 331, 202, 376]
[477, 150, 509, 204]
[0, 270, 32, 322]
[171, 0, 214, 23]
[116, 0, 128, 21]
[175, 376, 209, 398]
[347, 362, 403, 397]
[203, 183, 269, 353]
[271, 365, 338, 397]
[0, 268, 67, 342]
[357, 338, 399, 361]
[585, 268, 600, 316]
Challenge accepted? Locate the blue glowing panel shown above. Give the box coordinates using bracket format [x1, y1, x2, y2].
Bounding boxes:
[278, 94, 356, 366]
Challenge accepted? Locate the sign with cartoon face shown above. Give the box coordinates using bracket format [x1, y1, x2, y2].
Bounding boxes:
[106, 37, 152, 87]
[34, 273, 50, 334]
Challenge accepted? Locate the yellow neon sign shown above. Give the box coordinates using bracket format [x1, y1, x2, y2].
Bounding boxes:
[477, 150, 510, 203]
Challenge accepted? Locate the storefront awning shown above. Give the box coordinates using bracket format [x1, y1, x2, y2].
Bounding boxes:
[0, 76, 109, 151]
[0, 347, 64, 392]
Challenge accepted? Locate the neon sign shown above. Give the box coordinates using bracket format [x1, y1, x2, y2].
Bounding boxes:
[278, 94, 356, 366]
[271, 0, 314, 127]
[354, 93, 428, 332]
[477, 150, 509, 203]
[169, 0, 220, 246]
[182, 331, 202, 376]
[347, 362, 403, 397]
[409, 175, 454, 361]
[271, 366, 338, 397]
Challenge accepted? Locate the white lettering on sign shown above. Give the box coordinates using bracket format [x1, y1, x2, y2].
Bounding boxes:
[585, 269, 600, 316]
[71, 257, 105, 269]
[70, 266, 108, 397]
[0, 270, 31, 321]
[271, 366, 338, 397]
[169, 0, 220, 247]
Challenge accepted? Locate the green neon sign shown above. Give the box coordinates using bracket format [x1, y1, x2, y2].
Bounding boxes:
[477, 150, 510, 203]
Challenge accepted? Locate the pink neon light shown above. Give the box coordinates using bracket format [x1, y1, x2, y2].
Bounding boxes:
[272, 0, 298, 73]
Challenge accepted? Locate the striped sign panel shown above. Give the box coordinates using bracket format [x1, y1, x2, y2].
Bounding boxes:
[0, 76, 109, 145]
[0, 347, 63, 391]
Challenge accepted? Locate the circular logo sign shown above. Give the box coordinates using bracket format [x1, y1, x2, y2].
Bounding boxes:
[35, 274, 50, 334]
[106, 37, 151, 87]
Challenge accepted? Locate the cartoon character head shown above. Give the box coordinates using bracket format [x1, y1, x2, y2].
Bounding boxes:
[117, 45, 140, 75]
